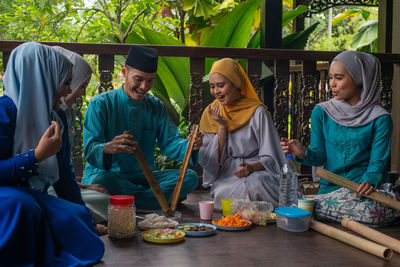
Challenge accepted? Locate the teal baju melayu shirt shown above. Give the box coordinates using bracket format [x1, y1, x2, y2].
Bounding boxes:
[296, 105, 392, 194]
[82, 86, 198, 209]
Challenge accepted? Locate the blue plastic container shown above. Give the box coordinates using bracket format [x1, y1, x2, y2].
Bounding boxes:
[275, 207, 311, 232]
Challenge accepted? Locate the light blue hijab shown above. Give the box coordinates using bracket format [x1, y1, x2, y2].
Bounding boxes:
[3, 42, 72, 191]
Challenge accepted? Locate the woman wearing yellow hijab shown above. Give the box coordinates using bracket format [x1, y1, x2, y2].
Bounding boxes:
[199, 58, 285, 209]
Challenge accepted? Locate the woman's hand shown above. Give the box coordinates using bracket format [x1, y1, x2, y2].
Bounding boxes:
[190, 132, 204, 150]
[208, 104, 226, 126]
[34, 121, 62, 162]
[280, 137, 306, 158]
[354, 181, 378, 197]
[233, 163, 253, 178]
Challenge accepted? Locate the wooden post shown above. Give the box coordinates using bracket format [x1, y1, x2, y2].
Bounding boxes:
[260, 0, 282, 49]
[98, 54, 115, 94]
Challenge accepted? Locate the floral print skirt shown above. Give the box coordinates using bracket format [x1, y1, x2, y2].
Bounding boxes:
[314, 183, 400, 227]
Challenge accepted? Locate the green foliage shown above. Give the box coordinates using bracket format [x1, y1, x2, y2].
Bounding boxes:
[182, 0, 221, 19]
[203, 0, 263, 48]
[349, 19, 378, 52]
[282, 5, 308, 27]
[307, 6, 378, 52]
[332, 9, 370, 27]
[282, 22, 319, 50]
[202, 0, 264, 72]
[154, 119, 189, 170]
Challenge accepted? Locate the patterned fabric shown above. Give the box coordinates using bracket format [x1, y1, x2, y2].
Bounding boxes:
[314, 183, 400, 227]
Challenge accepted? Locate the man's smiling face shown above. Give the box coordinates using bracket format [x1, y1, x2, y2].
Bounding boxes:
[122, 65, 156, 100]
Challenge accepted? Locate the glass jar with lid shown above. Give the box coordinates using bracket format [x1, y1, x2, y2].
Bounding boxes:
[108, 195, 136, 239]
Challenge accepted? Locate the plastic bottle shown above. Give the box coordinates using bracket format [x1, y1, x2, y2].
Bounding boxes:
[279, 155, 299, 207]
[108, 195, 136, 239]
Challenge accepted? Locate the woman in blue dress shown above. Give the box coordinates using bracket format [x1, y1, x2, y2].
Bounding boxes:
[0, 42, 104, 266]
[281, 51, 400, 226]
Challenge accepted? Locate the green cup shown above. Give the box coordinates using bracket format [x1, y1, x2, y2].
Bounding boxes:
[221, 198, 233, 216]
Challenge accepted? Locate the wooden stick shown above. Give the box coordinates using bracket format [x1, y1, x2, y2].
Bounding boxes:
[170, 124, 199, 214]
[310, 220, 393, 260]
[342, 218, 400, 254]
[315, 167, 400, 211]
[125, 131, 171, 215]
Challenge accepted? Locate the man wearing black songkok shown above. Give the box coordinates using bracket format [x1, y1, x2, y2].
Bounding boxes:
[82, 45, 202, 210]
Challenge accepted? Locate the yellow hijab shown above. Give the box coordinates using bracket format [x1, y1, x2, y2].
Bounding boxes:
[200, 58, 268, 133]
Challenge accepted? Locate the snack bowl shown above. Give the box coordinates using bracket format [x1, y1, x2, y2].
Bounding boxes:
[175, 223, 216, 237]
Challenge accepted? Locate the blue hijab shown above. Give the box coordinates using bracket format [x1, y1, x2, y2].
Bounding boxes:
[3, 42, 72, 191]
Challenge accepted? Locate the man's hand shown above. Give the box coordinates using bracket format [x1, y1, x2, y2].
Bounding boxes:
[103, 132, 136, 155]
[190, 132, 203, 150]
[34, 121, 62, 162]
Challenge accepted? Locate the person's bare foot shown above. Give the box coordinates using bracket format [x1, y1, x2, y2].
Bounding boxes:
[95, 224, 108, 236]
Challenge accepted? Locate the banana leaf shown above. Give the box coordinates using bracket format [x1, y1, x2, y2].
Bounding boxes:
[202, 0, 264, 72]
[182, 0, 220, 19]
[282, 22, 318, 49]
[282, 5, 308, 27]
[350, 19, 378, 52]
[247, 29, 260, 48]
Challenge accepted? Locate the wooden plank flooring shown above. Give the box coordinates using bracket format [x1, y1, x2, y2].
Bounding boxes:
[96, 192, 400, 267]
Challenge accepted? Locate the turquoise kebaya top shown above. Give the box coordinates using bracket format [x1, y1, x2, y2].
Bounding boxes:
[296, 105, 392, 194]
[82, 86, 197, 184]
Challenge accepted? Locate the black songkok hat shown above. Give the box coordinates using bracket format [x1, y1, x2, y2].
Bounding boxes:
[125, 46, 158, 73]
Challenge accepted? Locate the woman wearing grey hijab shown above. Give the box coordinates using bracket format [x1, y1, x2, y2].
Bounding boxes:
[51, 46, 110, 233]
[281, 51, 399, 226]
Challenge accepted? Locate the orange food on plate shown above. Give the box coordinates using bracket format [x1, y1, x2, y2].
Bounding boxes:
[212, 213, 251, 226]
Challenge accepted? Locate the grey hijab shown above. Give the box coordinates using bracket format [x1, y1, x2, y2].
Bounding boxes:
[318, 50, 389, 127]
[53, 46, 92, 92]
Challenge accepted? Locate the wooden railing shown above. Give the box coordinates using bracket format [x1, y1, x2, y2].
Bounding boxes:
[1, 41, 399, 177]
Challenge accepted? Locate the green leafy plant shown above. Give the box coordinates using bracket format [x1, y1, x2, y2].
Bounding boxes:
[154, 119, 189, 170]
[349, 19, 378, 52]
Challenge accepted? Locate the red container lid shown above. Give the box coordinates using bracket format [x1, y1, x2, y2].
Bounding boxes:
[110, 195, 134, 206]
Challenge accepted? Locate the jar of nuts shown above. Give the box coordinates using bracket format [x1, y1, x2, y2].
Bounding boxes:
[108, 195, 136, 239]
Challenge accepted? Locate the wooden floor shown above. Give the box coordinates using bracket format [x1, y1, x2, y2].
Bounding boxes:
[96, 192, 400, 267]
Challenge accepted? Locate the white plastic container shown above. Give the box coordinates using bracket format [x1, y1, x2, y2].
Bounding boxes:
[275, 206, 311, 232]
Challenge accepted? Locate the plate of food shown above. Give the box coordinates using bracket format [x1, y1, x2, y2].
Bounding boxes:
[141, 229, 185, 244]
[212, 213, 252, 231]
[175, 223, 217, 237]
[137, 213, 179, 230]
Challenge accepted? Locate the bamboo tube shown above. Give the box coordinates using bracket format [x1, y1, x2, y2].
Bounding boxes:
[342, 218, 400, 254]
[125, 131, 171, 215]
[310, 220, 393, 260]
[170, 124, 199, 214]
[315, 167, 400, 211]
